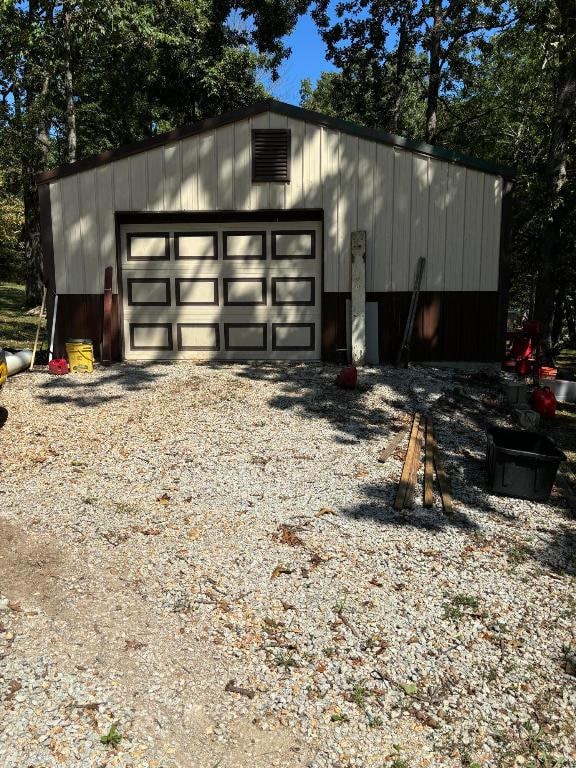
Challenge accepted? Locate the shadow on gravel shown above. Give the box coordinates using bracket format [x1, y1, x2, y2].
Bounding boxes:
[339, 481, 480, 532]
[34, 363, 167, 408]
[532, 524, 576, 577]
[199, 361, 447, 443]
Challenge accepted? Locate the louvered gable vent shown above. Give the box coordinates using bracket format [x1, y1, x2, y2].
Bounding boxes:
[252, 129, 291, 182]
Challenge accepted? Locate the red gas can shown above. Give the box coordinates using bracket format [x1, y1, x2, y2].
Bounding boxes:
[530, 386, 557, 419]
[49, 358, 69, 375]
[335, 365, 358, 389]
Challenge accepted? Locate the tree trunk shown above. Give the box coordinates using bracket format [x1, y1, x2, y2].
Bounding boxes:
[22, 1, 52, 307]
[392, 3, 412, 134]
[533, 0, 576, 356]
[425, 0, 443, 143]
[63, 5, 76, 163]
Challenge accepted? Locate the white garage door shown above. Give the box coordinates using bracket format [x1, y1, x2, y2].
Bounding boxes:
[120, 220, 322, 360]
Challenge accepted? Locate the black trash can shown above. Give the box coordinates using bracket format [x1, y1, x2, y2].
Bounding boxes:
[486, 426, 566, 501]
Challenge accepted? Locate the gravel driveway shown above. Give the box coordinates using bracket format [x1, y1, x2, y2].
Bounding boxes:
[1, 362, 574, 768]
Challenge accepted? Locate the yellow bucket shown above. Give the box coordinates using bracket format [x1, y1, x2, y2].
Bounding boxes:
[66, 339, 94, 373]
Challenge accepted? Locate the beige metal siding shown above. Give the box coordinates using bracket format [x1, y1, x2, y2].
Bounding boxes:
[48, 111, 503, 295]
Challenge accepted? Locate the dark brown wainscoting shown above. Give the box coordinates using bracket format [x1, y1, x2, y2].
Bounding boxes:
[54, 294, 121, 361]
[321, 291, 502, 362]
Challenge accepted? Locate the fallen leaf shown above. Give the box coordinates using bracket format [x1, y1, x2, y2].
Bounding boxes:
[369, 577, 383, 587]
[187, 528, 202, 541]
[401, 682, 418, 696]
[124, 640, 147, 651]
[271, 564, 293, 579]
[8, 602, 22, 612]
[272, 524, 303, 547]
[156, 493, 171, 505]
[315, 508, 336, 517]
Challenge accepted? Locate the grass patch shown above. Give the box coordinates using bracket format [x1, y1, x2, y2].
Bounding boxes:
[0, 282, 44, 349]
[443, 593, 481, 621]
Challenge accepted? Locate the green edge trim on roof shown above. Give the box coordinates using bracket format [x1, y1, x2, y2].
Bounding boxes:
[36, 99, 515, 185]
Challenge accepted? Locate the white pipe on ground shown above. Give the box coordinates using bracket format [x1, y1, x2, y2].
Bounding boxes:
[6, 350, 33, 376]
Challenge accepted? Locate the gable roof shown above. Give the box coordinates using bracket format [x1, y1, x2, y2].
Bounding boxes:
[36, 99, 514, 185]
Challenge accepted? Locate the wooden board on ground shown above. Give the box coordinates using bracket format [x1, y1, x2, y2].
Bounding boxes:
[377, 415, 411, 464]
[424, 416, 435, 507]
[405, 418, 425, 509]
[433, 438, 453, 514]
[393, 413, 421, 510]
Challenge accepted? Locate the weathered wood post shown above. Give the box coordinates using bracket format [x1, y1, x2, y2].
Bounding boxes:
[351, 230, 366, 366]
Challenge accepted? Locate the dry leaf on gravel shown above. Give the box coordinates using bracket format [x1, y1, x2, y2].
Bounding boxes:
[314, 508, 336, 517]
[271, 564, 293, 579]
[272, 524, 303, 547]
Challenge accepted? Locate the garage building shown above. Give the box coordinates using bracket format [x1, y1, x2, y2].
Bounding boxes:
[37, 100, 512, 363]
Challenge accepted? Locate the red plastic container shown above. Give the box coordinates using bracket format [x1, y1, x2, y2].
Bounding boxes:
[511, 336, 532, 360]
[530, 386, 557, 419]
[335, 365, 358, 389]
[515, 358, 533, 376]
[49, 358, 69, 375]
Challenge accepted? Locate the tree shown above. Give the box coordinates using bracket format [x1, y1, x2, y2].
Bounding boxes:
[310, 0, 511, 141]
[0, 0, 311, 304]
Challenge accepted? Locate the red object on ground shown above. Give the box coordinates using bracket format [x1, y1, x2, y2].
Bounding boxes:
[49, 358, 69, 375]
[335, 365, 358, 389]
[530, 386, 557, 418]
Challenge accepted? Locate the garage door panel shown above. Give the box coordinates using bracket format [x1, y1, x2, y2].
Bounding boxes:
[224, 323, 267, 351]
[272, 230, 315, 259]
[127, 277, 171, 306]
[127, 233, 170, 261]
[271, 276, 315, 306]
[174, 232, 218, 260]
[177, 323, 220, 351]
[223, 277, 267, 306]
[129, 322, 173, 351]
[176, 278, 219, 306]
[272, 323, 316, 351]
[223, 231, 266, 260]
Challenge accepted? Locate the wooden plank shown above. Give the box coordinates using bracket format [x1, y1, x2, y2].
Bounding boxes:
[405, 418, 425, 509]
[393, 413, 421, 510]
[377, 416, 411, 464]
[433, 437, 453, 514]
[102, 266, 113, 366]
[424, 416, 435, 507]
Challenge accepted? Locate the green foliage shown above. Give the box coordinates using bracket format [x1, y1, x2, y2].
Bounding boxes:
[100, 723, 122, 746]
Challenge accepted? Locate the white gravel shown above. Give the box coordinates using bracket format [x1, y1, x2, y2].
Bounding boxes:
[0, 362, 574, 768]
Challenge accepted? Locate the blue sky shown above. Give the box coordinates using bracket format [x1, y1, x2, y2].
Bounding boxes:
[261, 13, 337, 105]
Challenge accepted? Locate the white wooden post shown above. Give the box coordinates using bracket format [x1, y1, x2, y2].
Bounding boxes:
[350, 230, 366, 366]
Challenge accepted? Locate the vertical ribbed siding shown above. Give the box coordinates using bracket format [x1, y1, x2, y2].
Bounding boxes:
[49, 111, 504, 296]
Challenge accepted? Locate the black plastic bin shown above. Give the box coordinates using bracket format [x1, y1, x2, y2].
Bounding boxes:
[486, 426, 566, 501]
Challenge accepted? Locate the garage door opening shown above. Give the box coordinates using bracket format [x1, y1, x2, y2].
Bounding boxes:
[118, 216, 322, 361]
